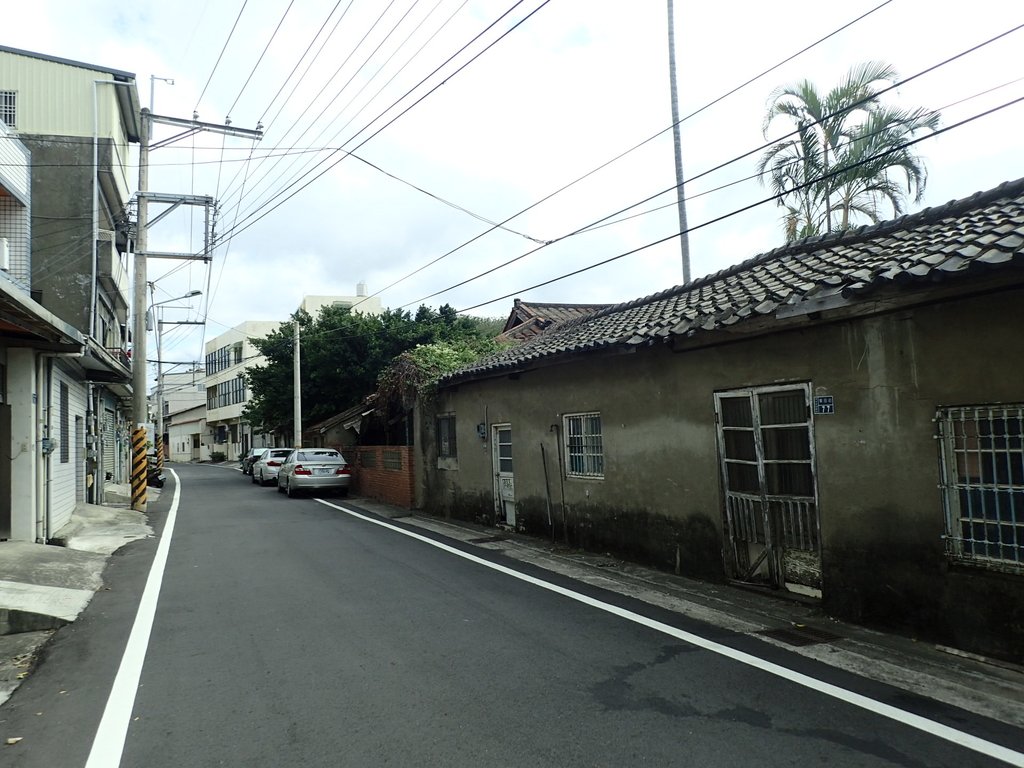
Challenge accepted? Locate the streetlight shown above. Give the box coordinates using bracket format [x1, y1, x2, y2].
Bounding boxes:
[149, 75, 174, 139]
[148, 287, 201, 467]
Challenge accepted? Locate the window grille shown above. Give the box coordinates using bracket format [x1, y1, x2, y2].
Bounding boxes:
[60, 383, 69, 463]
[0, 91, 15, 128]
[437, 415, 457, 458]
[564, 412, 603, 478]
[383, 450, 403, 471]
[937, 405, 1024, 572]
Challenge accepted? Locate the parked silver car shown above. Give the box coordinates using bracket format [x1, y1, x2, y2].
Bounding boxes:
[252, 448, 294, 486]
[240, 447, 268, 475]
[276, 448, 351, 498]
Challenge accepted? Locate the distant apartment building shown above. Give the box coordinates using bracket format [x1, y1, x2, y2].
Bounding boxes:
[299, 283, 381, 317]
[0, 46, 140, 539]
[204, 321, 280, 460]
[151, 368, 206, 462]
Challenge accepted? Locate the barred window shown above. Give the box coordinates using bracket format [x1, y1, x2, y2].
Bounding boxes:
[437, 414, 457, 459]
[0, 91, 15, 128]
[938, 405, 1024, 572]
[564, 412, 603, 478]
[60, 382, 69, 463]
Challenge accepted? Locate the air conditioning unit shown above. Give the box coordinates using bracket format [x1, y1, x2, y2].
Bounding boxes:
[0, 237, 9, 271]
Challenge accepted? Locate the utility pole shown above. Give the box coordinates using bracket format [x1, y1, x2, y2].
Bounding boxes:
[293, 320, 302, 448]
[130, 109, 261, 510]
[131, 109, 151, 512]
[667, 0, 691, 284]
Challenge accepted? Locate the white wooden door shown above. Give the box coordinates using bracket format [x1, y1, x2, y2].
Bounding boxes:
[492, 424, 515, 526]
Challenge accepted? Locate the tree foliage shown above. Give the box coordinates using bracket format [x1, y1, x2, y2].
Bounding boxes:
[757, 62, 940, 241]
[243, 304, 497, 438]
[375, 337, 507, 410]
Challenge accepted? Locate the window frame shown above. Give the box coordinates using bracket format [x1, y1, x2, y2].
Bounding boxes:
[0, 91, 16, 129]
[937, 404, 1024, 573]
[563, 411, 604, 479]
[436, 414, 457, 459]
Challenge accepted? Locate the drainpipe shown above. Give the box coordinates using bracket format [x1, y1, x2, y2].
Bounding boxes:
[551, 422, 568, 545]
[35, 353, 47, 543]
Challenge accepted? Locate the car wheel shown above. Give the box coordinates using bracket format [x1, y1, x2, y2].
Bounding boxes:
[277, 477, 285, 493]
[251, 470, 257, 484]
[286, 480, 297, 498]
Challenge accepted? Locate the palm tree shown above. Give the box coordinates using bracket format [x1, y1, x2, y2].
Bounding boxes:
[757, 62, 939, 241]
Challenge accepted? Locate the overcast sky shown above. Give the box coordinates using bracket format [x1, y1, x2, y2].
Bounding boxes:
[6, 0, 1023, 375]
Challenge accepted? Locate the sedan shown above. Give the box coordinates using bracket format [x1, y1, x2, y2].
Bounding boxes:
[240, 447, 268, 475]
[276, 448, 351, 498]
[252, 448, 294, 486]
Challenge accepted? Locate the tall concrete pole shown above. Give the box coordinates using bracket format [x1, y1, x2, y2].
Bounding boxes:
[131, 108, 151, 511]
[293, 320, 302, 448]
[667, 0, 691, 284]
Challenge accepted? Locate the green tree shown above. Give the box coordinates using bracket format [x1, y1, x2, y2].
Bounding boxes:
[243, 304, 497, 439]
[757, 62, 939, 241]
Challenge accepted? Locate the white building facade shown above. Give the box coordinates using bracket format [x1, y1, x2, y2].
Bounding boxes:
[204, 321, 280, 461]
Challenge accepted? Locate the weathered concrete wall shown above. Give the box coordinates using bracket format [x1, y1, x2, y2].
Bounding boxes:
[423, 284, 1024, 660]
[24, 136, 94, 333]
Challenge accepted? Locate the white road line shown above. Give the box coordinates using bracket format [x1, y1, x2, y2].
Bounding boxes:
[317, 498, 1024, 768]
[85, 469, 182, 768]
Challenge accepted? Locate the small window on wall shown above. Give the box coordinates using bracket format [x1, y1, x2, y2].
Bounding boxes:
[437, 415, 457, 459]
[937, 404, 1024, 573]
[0, 91, 15, 128]
[564, 412, 603, 478]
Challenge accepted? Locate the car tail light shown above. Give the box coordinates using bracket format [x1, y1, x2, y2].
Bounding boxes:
[267, 461, 281, 467]
[335, 465, 351, 476]
[293, 464, 312, 476]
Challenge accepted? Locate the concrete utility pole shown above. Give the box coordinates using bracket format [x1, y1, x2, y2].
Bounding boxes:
[131, 109, 151, 512]
[293, 320, 302, 448]
[130, 109, 262, 510]
[667, 0, 692, 284]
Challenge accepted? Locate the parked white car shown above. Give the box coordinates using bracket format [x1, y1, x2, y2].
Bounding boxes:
[276, 448, 351, 498]
[252, 448, 294, 486]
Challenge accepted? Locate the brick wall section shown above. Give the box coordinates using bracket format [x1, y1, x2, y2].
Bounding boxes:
[350, 446, 415, 508]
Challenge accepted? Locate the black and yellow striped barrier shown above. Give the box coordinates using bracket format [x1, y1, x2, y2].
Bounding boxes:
[155, 434, 164, 470]
[131, 426, 147, 511]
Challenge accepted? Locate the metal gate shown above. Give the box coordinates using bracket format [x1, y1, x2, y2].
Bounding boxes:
[102, 408, 116, 477]
[714, 384, 822, 595]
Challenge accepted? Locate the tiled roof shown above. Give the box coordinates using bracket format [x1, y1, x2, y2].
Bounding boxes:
[499, 299, 611, 341]
[445, 178, 1024, 385]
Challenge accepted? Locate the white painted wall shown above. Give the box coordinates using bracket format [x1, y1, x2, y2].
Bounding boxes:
[47, 363, 88, 535]
[7, 348, 37, 541]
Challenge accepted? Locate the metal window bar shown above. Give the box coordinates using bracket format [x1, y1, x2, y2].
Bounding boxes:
[938, 405, 1023, 570]
[565, 413, 603, 477]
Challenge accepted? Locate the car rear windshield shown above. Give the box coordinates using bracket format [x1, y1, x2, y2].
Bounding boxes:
[269, 450, 291, 458]
[297, 450, 341, 461]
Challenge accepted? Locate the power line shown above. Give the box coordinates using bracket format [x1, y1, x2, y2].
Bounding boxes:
[453, 93, 1024, 314]
[225, 0, 297, 120]
[391, 22, 1024, 309]
[205, 0, 549, 256]
[338, 0, 899, 311]
[195, 0, 249, 112]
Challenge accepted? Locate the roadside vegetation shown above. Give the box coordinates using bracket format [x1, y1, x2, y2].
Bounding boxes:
[243, 304, 504, 439]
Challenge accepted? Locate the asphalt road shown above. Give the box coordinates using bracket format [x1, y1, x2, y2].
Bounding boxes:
[1, 463, 1021, 767]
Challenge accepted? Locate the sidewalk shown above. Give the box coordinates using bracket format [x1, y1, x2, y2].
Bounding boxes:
[0, 484, 153, 705]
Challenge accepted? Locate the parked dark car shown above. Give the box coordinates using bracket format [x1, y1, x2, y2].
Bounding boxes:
[240, 447, 269, 475]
